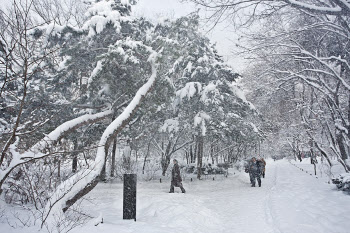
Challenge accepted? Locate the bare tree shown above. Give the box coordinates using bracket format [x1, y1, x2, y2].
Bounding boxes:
[188, 0, 350, 171]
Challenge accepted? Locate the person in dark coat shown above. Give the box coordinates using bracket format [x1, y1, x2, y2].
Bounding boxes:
[169, 159, 186, 193]
[248, 157, 262, 187]
[259, 158, 266, 178]
[244, 160, 254, 184]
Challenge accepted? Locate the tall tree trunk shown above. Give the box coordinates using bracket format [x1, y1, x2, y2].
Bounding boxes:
[100, 149, 108, 181]
[110, 137, 117, 177]
[333, 79, 349, 170]
[194, 139, 198, 163]
[336, 133, 349, 162]
[72, 156, 78, 173]
[348, 94, 350, 159]
[72, 138, 78, 173]
[211, 143, 214, 165]
[197, 135, 204, 179]
[190, 145, 194, 163]
[142, 140, 152, 174]
[161, 141, 172, 176]
[135, 149, 138, 163]
[57, 159, 61, 180]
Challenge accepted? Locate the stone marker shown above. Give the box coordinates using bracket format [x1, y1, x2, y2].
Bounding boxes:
[123, 174, 137, 221]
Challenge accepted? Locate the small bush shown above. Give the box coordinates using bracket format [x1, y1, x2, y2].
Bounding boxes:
[332, 173, 350, 193]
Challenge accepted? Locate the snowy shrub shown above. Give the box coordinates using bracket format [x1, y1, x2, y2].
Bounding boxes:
[1, 198, 90, 233]
[2, 156, 94, 232]
[142, 161, 161, 181]
[184, 164, 196, 174]
[4, 161, 57, 206]
[216, 162, 232, 170]
[4, 206, 41, 229]
[42, 199, 92, 233]
[332, 174, 350, 193]
[114, 158, 138, 180]
[234, 159, 251, 172]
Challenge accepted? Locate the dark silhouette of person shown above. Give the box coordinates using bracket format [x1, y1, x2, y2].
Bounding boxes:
[169, 159, 186, 193]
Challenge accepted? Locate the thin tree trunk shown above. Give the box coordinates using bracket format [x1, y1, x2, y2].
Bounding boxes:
[72, 138, 78, 173]
[110, 137, 117, 177]
[348, 94, 350, 141]
[57, 159, 61, 180]
[142, 140, 152, 174]
[197, 135, 204, 179]
[72, 155, 78, 173]
[100, 150, 107, 181]
[336, 133, 349, 166]
[190, 145, 194, 163]
[161, 141, 172, 176]
[194, 139, 198, 163]
[211, 144, 214, 165]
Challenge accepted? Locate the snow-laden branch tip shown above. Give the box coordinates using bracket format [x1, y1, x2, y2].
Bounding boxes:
[286, 0, 343, 14]
[194, 111, 211, 136]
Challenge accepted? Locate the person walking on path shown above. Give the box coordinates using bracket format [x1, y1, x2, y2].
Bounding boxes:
[248, 157, 262, 187]
[169, 159, 186, 193]
[259, 158, 266, 178]
[244, 160, 254, 185]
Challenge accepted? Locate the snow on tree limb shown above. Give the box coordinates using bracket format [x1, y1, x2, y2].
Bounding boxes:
[285, 0, 343, 14]
[31, 109, 113, 155]
[42, 50, 159, 226]
[0, 110, 113, 192]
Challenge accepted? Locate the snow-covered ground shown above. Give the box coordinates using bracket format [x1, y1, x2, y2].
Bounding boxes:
[1, 159, 349, 233]
[290, 157, 342, 181]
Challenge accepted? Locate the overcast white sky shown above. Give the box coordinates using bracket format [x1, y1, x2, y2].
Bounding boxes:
[133, 0, 245, 72]
[0, 0, 245, 71]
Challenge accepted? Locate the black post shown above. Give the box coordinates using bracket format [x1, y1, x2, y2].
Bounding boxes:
[123, 174, 137, 221]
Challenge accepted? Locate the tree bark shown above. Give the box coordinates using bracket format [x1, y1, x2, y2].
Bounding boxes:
[161, 141, 172, 176]
[43, 54, 157, 220]
[142, 140, 151, 174]
[336, 132, 349, 167]
[72, 138, 78, 173]
[110, 137, 117, 177]
[190, 145, 194, 163]
[57, 159, 61, 179]
[197, 135, 204, 179]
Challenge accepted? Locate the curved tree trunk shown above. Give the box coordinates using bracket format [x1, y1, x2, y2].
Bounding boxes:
[0, 110, 113, 195]
[41, 55, 158, 226]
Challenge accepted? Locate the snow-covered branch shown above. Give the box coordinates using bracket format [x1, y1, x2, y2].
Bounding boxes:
[42, 49, 159, 224]
[0, 109, 113, 192]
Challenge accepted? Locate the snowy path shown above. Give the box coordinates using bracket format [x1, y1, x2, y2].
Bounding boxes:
[62, 160, 350, 233]
[1, 159, 348, 233]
